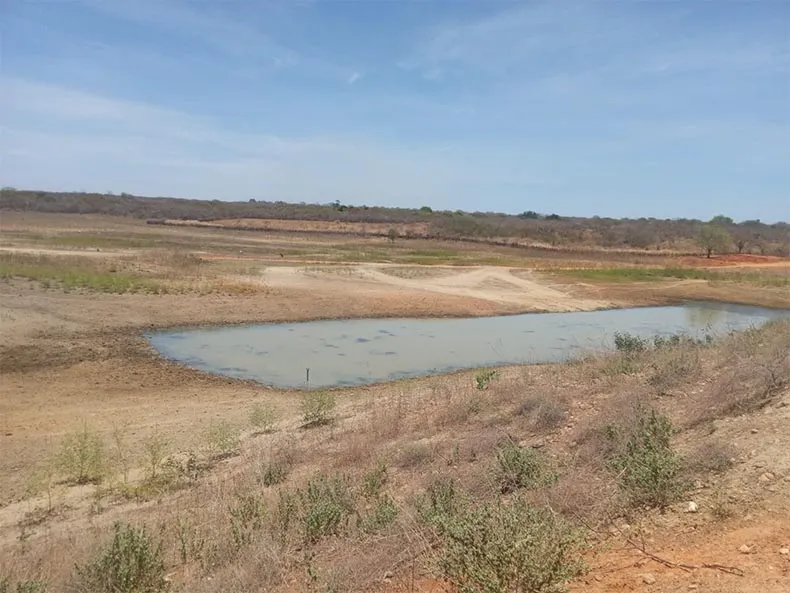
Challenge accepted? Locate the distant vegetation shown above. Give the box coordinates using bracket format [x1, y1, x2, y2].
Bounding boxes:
[2, 188, 787, 255]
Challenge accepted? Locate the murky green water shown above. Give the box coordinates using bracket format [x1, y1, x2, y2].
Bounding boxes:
[146, 302, 788, 389]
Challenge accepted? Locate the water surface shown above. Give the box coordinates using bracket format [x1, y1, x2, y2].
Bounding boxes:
[147, 302, 788, 389]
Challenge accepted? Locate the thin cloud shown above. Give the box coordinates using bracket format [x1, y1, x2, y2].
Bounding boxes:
[347, 71, 362, 85]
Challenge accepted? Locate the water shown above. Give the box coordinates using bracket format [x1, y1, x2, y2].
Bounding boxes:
[146, 302, 788, 389]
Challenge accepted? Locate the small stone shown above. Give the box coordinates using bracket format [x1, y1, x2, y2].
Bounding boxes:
[779, 547, 789, 555]
[759, 472, 775, 483]
[688, 585, 699, 590]
[383, 571, 393, 580]
[640, 573, 656, 585]
[751, 428, 759, 434]
[686, 501, 699, 513]
[739, 544, 754, 554]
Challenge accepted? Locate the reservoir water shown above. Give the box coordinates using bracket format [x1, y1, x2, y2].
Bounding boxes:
[146, 302, 788, 389]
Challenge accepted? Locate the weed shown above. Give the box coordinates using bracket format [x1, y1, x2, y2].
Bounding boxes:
[648, 345, 701, 395]
[229, 493, 266, 549]
[175, 516, 205, 565]
[142, 431, 169, 481]
[203, 420, 240, 460]
[0, 579, 47, 593]
[274, 490, 299, 544]
[607, 408, 687, 510]
[360, 495, 398, 533]
[111, 424, 131, 484]
[495, 443, 554, 493]
[710, 486, 734, 520]
[685, 441, 736, 474]
[57, 423, 106, 485]
[74, 522, 169, 593]
[474, 369, 498, 391]
[417, 477, 459, 525]
[299, 474, 356, 544]
[261, 460, 291, 487]
[361, 462, 388, 499]
[249, 402, 278, 434]
[432, 497, 586, 593]
[301, 391, 336, 427]
[397, 441, 433, 468]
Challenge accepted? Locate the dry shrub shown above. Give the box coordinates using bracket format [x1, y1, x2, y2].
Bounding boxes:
[647, 343, 701, 395]
[542, 470, 619, 526]
[683, 439, 737, 475]
[398, 440, 435, 468]
[693, 320, 790, 423]
[517, 393, 569, 432]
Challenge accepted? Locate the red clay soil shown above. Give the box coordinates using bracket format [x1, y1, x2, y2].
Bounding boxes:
[678, 254, 787, 268]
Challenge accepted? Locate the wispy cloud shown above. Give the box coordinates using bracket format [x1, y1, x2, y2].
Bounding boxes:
[347, 71, 362, 85]
[2, 79, 549, 203]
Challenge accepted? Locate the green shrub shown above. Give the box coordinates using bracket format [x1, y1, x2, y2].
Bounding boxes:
[613, 331, 647, 354]
[495, 443, 554, 493]
[203, 420, 239, 459]
[301, 391, 336, 427]
[229, 493, 265, 549]
[58, 423, 106, 485]
[417, 477, 459, 525]
[299, 474, 355, 544]
[608, 408, 686, 509]
[248, 402, 277, 433]
[433, 497, 586, 593]
[474, 369, 498, 391]
[361, 462, 388, 499]
[360, 495, 398, 533]
[74, 522, 169, 593]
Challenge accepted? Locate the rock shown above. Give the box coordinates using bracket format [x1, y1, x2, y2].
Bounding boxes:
[759, 472, 775, 483]
[686, 501, 699, 513]
[640, 573, 656, 585]
[779, 547, 789, 555]
[739, 544, 754, 554]
[383, 571, 394, 580]
[751, 428, 759, 434]
[688, 585, 699, 590]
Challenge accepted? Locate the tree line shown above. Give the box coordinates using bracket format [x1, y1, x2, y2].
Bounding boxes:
[1, 188, 787, 256]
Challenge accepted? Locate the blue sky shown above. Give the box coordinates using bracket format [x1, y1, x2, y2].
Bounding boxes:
[2, 0, 788, 221]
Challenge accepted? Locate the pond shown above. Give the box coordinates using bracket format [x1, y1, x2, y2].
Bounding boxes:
[146, 302, 788, 389]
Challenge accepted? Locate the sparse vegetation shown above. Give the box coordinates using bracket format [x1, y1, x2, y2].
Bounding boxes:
[495, 442, 555, 493]
[249, 402, 278, 434]
[74, 522, 169, 593]
[203, 420, 240, 460]
[2, 204, 788, 593]
[474, 368, 498, 390]
[301, 391, 337, 427]
[431, 496, 586, 593]
[607, 408, 687, 510]
[57, 423, 107, 485]
[298, 473, 356, 544]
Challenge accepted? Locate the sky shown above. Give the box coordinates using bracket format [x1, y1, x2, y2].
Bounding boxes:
[2, 0, 788, 221]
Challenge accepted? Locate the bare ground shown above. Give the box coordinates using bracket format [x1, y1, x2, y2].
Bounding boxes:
[1, 212, 789, 592]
